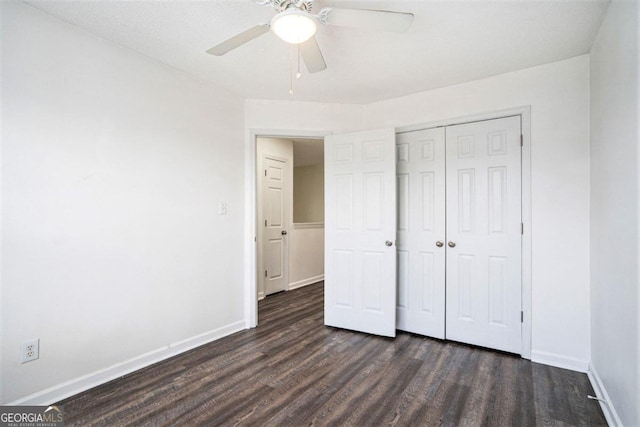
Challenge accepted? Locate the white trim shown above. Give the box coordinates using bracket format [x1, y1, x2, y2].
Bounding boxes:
[293, 222, 324, 229]
[397, 106, 533, 359]
[520, 108, 532, 360]
[8, 320, 246, 406]
[397, 107, 525, 134]
[244, 130, 258, 329]
[531, 350, 590, 373]
[289, 275, 324, 291]
[245, 129, 329, 329]
[588, 365, 623, 427]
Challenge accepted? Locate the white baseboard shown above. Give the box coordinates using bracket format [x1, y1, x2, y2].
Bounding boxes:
[258, 291, 265, 301]
[8, 320, 246, 406]
[588, 365, 623, 427]
[289, 275, 324, 291]
[530, 350, 589, 372]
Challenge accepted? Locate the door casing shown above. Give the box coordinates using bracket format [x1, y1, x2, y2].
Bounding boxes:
[244, 107, 531, 359]
[247, 130, 329, 326]
[396, 107, 532, 359]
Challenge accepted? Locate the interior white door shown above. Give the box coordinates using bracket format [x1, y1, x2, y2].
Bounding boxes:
[445, 116, 522, 354]
[325, 128, 397, 337]
[263, 156, 288, 296]
[396, 128, 446, 338]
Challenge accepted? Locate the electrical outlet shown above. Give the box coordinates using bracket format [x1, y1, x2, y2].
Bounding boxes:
[21, 339, 39, 363]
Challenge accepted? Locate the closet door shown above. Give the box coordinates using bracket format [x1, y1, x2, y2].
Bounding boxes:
[325, 128, 397, 337]
[396, 128, 446, 338]
[445, 116, 522, 354]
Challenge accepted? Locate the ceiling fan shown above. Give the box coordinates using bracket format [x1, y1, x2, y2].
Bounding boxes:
[206, 0, 414, 74]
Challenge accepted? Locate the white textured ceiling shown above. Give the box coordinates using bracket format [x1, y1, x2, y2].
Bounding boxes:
[24, 0, 609, 104]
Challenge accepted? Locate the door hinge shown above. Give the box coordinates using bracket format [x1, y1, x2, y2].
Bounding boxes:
[521, 223, 524, 235]
[520, 134, 524, 147]
[265, 270, 267, 278]
[521, 311, 524, 323]
[265, 219, 267, 227]
[264, 169, 267, 176]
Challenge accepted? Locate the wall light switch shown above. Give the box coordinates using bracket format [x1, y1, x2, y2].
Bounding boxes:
[219, 202, 227, 215]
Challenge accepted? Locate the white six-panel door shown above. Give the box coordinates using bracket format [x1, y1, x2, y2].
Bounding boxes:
[396, 128, 446, 338]
[445, 116, 522, 354]
[394, 116, 522, 354]
[263, 156, 289, 296]
[325, 128, 397, 337]
[325, 117, 522, 354]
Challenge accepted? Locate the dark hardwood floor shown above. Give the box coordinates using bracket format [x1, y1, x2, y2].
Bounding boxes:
[58, 282, 607, 426]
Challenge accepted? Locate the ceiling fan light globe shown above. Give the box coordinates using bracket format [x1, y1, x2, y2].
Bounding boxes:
[271, 10, 317, 44]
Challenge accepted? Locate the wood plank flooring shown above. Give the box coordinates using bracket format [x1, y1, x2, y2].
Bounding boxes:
[57, 282, 607, 426]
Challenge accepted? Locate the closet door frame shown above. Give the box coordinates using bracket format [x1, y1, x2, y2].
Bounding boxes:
[396, 106, 532, 360]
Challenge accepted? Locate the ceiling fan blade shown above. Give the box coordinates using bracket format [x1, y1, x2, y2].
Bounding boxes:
[319, 8, 414, 32]
[300, 36, 327, 74]
[206, 24, 270, 56]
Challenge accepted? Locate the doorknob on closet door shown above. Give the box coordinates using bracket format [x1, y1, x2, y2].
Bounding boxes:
[448, 241, 456, 248]
[435, 241, 444, 247]
[281, 230, 287, 235]
[385, 240, 393, 247]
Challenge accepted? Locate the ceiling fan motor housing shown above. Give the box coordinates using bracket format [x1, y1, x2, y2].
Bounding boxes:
[263, 0, 314, 13]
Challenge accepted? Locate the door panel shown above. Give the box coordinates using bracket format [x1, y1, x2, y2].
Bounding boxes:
[445, 116, 522, 354]
[396, 128, 446, 338]
[263, 156, 288, 295]
[325, 128, 397, 337]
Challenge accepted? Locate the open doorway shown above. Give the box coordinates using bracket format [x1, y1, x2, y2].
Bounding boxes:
[256, 136, 325, 312]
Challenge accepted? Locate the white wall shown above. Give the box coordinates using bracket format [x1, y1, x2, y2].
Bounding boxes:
[245, 100, 366, 135]
[1, 1, 245, 404]
[293, 164, 324, 223]
[589, 1, 639, 425]
[291, 162, 325, 288]
[365, 56, 592, 370]
[289, 225, 324, 290]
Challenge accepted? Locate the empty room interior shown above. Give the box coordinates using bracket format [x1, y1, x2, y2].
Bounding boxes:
[1, 0, 639, 425]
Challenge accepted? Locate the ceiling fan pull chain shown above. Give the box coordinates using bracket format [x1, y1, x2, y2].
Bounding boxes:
[289, 44, 294, 95]
[296, 45, 302, 80]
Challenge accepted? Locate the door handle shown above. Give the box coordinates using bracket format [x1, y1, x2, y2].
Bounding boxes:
[385, 240, 393, 247]
[435, 241, 444, 247]
[448, 241, 456, 248]
[281, 230, 287, 235]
